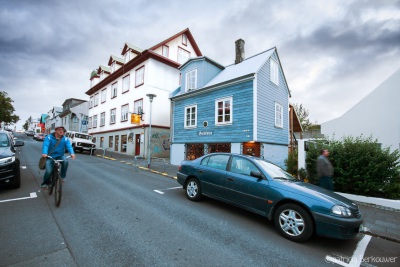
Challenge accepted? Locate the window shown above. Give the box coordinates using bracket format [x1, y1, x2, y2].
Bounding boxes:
[122, 75, 130, 93]
[124, 51, 131, 63]
[215, 97, 232, 124]
[184, 105, 197, 128]
[93, 115, 98, 128]
[121, 104, 129, 121]
[178, 47, 190, 64]
[110, 108, 116, 124]
[134, 99, 143, 114]
[112, 82, 118, 98]
[94, 93, 99, 106]
[101, 88, 107, 103]
[100, 112, 105, 126]
[162, 45, 169, 57]
[275, 102, 283, 128]
[135, 66, 144, 87]
[270, 59, 279, 85]
[109, 136, 113, 148]
[111, 62, 116, 73]
[89, 96, 93, 108]
[201, 154, 230, 171]
[88, 117, 92, 129]
[185, 69, 197, 91]
[230, 156, 259, 176]
[182, 34, 187, 46]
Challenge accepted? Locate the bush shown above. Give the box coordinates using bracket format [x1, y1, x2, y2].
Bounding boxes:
[305, 135, 400, 199]
[285, 149, 298, 176]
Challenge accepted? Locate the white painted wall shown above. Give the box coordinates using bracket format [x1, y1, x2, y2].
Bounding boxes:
[171, 143, 185, 165]
[322, 68, 400, 153]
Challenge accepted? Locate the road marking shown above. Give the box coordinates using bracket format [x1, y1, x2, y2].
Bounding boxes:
[325, 235, 372, 267]
[153, 186, 181, 195]
[21, 166, 27, 169]
[0, 192, 37, 203]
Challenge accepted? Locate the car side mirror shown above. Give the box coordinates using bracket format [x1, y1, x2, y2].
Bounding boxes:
[250, 171, 263, 179]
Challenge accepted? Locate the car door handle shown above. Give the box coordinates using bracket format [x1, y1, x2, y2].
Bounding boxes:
[227, 177, 235, 181]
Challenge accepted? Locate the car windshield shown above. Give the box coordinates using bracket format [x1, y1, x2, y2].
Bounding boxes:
[75, 133, 91, 139]
[0, 133, 10, 147]
[255, 159, 299, 181]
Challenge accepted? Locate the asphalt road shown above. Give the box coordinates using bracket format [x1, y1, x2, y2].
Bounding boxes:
[1, 133, 399, 267]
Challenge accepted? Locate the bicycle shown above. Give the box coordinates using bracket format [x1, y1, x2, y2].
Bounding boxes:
[46, 155, 71, 207]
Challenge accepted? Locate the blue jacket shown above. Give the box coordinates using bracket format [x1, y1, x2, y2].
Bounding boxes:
[42, 133, 74, 157]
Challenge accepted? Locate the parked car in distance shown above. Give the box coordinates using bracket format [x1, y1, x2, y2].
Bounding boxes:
[0, 131, 24, 189]
[177, 153, 363, 243]
[25, 131, 34, 137]
[36, 133, 45, 141]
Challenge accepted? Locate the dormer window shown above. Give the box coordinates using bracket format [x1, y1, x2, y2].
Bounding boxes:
[111, 62, 116, 73]
[162, 45, 169, 58]
[124, 51, 131, 63]
[185, 69, 197, 92]
[182, 34, 188, 46]
[100, 72, 104, 81]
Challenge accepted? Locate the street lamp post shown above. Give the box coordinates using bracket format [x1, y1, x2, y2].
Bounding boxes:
[146, 94, 157, 168]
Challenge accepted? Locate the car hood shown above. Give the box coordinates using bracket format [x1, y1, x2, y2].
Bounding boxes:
[270, 180, 358, 210]
[0, 147, 13, 159]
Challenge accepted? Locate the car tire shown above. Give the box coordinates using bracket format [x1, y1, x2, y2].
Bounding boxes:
[185, 177, 202, 201]
[274, 203, 314, 242]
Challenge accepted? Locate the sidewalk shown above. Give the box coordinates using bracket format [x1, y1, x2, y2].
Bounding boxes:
[92, 150, 400, 243]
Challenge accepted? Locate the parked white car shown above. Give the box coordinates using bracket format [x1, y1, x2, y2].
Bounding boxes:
[65, 131, 96, 154]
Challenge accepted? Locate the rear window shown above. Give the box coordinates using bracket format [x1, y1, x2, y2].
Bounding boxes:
[0, 133, 10, 147]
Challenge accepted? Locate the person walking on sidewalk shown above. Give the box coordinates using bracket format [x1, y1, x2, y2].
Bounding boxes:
[317, 149, 334, 191]
[40, 126, 75, 189]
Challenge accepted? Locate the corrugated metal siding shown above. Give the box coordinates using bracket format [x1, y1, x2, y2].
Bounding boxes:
[173, 80, 254, 143]
[257, 52, 289, 145]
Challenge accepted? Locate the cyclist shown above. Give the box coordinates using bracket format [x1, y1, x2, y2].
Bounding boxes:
[41, 126, 76, 190]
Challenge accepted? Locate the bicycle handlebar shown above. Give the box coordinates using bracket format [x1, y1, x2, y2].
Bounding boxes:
[46, 155, 72, 162]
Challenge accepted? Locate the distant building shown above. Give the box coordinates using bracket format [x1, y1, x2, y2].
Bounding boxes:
[59, 98, 89, 133]
[322, 67, 400, 153]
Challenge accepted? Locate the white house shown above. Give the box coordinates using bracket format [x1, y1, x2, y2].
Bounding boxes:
[45, 107, 63, 134]
[321, 67, 400, 153]
[86, 28, 202, 158]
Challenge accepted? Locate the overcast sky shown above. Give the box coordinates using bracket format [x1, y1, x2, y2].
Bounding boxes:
[1, 0, 399, 130]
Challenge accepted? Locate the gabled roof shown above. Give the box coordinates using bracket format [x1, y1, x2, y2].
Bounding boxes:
[179, 56, 225, 70]
[97, 65, 111, 74]
[108, 55, 124, 66]
[149, 28, 202, 56]
[121, 43, 144, 55]
[204, 48, 275, 88]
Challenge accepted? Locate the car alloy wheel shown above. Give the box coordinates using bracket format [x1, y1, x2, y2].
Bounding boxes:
[274, 203, 313, 242]
[185, 177, 202, 201]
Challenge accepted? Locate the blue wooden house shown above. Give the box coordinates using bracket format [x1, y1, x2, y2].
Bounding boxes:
[170, 39, 291, 168]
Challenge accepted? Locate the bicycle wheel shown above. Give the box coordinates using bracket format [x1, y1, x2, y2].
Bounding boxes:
[48, 172, 55, 195]
[54, 173, 62, 207]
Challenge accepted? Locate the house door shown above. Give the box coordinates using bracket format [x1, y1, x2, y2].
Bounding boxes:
[114, 135, 119, 151]
[243, 142, 260, 157]
[135, 134, 141, 156]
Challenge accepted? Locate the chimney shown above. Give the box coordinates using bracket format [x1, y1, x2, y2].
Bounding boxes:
[235, 39, 245, 64]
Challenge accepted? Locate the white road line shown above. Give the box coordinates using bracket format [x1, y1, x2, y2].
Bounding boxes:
[164, 186, 182, 190]
[153, 186, 181, 195]
[154, 190, 164, 195]
[0, 192, 38, 203]
[325, 235, 372, 267]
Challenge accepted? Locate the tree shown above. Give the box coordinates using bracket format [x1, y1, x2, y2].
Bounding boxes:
[293, 103, 312, 131]
[0, 91, 20, 126]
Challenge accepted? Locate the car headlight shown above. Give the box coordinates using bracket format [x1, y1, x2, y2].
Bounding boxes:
[331, 205, 352, 217]
[0, 156, 16, 165]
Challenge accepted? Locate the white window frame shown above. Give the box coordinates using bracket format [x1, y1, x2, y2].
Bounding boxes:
[93, 115, 98, 128]
[100, 112, 105, 126]
[215, 97, 233, 125]
[135, 66, 144, 87]
[112, 82, 118, 98]
[162, 45, 169, 57]
[184, 105, 197, 128]
[275, 102, 283, 128]
[122, 75, 130, 93]
[185, 69, 197, 91]
[134, 99, 143, 114]
[121, 104, 129, 121]
[110, 108, 116, 124]
[101, 88, 107, 103]
[111, 62, 116, 73]
[94, 93, 99, 106]
[88, 117, 92, 129]
[178, 47, 190, 64]
[182, 34, 188, 46]
[270, 59, 279, 85]
[89, 96, 94, 108]
[124, 51, 131, 63]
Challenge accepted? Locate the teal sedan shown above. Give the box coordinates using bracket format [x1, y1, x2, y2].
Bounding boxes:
[177, 153, 363, 242]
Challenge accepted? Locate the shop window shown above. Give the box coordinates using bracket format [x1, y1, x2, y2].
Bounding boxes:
[208, 143, 231, 153]
[186, 143, 204, 160]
